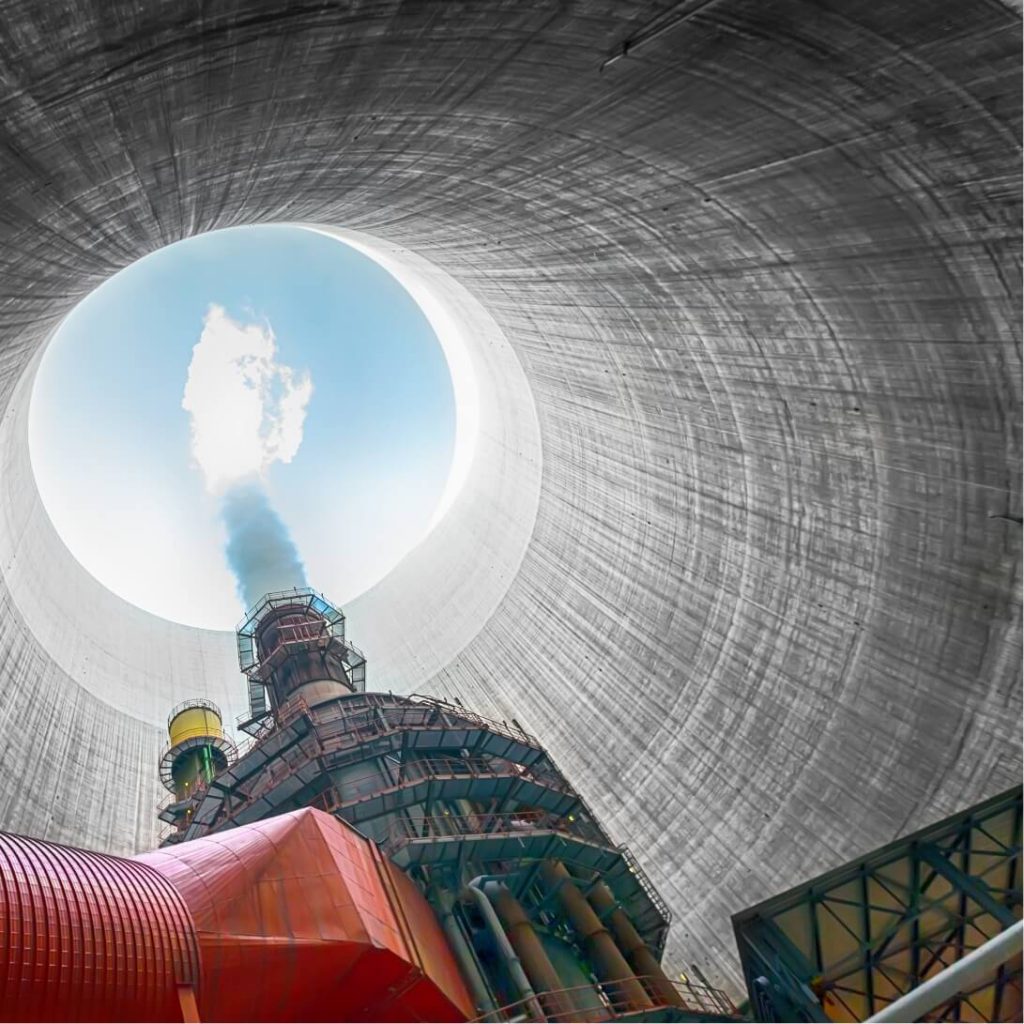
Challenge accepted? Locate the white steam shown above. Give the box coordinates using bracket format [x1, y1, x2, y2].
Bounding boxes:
[182, 305, 313, 492]
[182, 305, 313, 609]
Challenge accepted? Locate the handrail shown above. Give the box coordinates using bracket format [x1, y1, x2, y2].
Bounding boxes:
[615, 844, 673, 926]
[166, 697, 223, 730]
[344, 700, 538, 749]
[156, 776, 209, 814]
[331, 755, 575, 802]
[470, 975, 738, 1022]
[407, 693, 539, 746]
[220, 751, 579, 835]
[156, 730, 237, 774]
[382, 809, 606, 854]
[188, 694, 559, 837]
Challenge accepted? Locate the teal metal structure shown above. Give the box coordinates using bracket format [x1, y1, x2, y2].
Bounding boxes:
[732, 787, 1022, 1022]
[162, 589, 739, 1023]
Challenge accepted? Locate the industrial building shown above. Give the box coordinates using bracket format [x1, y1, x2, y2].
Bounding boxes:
[1, 588, 1018, 1020]
[0, 0, 1020, 1021]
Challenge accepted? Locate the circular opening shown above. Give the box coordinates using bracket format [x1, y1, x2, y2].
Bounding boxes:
[28, 225, 463, 629]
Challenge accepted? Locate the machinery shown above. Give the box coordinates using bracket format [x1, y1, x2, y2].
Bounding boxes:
[165, 588, 739, 1022]
[0, 807, 474, 1022]
[0, 587, 738, 1023]
[0, 585, 1018, 1022]
[158, 698, 236, 834]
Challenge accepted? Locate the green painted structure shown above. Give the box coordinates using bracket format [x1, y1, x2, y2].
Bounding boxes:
[732, 787, 1023, 1022]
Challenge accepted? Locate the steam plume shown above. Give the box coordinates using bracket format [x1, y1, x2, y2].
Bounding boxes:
[181, 305, 314, 607]
[182, 305, 312, 491]
[221, 482, 308, 608]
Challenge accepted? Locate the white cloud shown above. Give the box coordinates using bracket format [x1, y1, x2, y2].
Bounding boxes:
[181, 305, 313, 491]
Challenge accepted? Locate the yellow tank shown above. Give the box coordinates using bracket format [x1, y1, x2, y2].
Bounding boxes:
[168, 703, 226, 747]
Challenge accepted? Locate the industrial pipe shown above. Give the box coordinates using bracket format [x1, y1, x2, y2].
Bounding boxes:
[0, 830, 201, 1022]
[435, 887, 500, 1020]
[586, 880, 686, 1009]
[1, 810, 474, 1022]
[864, 919, 1024, 1023]
[465, 878, 545, 1020]
[539, 861, 654, 1011]
[487, 882, 590, 1023]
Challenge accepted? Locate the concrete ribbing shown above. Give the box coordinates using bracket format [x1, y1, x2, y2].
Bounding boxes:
[0, 0, 1019, 994]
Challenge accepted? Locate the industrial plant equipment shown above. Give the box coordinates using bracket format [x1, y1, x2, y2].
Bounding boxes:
[0, 585, 1018, 1022]
[166, 588, 738, 1022]
[0, 587, 739, 1023]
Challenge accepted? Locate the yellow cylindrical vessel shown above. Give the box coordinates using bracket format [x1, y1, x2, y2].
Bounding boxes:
[168, 704, 226, 748]
[159, 700, 235, 806]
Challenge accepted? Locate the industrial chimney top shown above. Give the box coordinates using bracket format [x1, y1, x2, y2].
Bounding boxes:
[236, 587, 347, 676]
[234, 588, 367, 737]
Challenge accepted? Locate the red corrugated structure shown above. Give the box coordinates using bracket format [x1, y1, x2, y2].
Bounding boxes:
[0, 808, 473, 1022]
[0, 829, 200, 1022]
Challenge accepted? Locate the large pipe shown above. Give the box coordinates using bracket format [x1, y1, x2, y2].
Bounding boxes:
[0, 830, 201, 1022]
[539, 861, 654, 1011]
[487, 882, 589, 1023]
[435, 887, 500, 1020]
[1, 810, 474, 1022]
[865, 919, 1024, 1023]
[586, 881, 686, 1009]
[465, 879, 545, 1020]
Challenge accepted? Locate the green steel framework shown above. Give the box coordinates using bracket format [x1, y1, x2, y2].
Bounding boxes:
[732, 786, 1023, 1023]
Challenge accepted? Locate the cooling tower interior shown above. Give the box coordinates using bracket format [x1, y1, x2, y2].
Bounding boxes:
[0, 0, 1019, 998]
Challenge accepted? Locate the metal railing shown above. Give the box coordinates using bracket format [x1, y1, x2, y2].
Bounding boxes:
[382, 809, 607, 856]
[166, 697, 222, 730]
[615, 844, 673, 927]
[348, 756, 573, 801]
[471, 975, 738, 1022]
[407, 693, 540, 746]
[232, 692, 541, 757]
[156, 777, 208, 818]
[312, 697, 542, 755]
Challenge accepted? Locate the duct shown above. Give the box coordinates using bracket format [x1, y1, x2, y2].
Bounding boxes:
[435, 887, 500, 1020]
[587, 880, 685, 1009]
[465, 878, 545, 1019]
[0, 830, 201, 1022]
[539, 861, 654, 1011]
[485, 882, 593, 1023]
[0, 809, 474, 1022]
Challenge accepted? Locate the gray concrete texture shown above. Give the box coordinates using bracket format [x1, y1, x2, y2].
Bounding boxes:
[0, 0, 1019, 995]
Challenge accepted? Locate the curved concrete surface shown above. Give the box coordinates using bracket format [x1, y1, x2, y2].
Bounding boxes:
[0, 0, 1019, 993]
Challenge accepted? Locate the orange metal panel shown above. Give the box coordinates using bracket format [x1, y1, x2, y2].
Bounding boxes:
[137, 807, 474, 1021]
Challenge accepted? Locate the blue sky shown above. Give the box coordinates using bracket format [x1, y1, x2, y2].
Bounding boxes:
[29, 225, 456, 628]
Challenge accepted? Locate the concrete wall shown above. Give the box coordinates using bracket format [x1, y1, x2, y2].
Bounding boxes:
[0, 0, 1018, 993]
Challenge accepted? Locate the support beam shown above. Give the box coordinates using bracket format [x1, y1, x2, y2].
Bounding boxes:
[918, 843, 1018, 928]
[865, 920, 1023, 1023]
